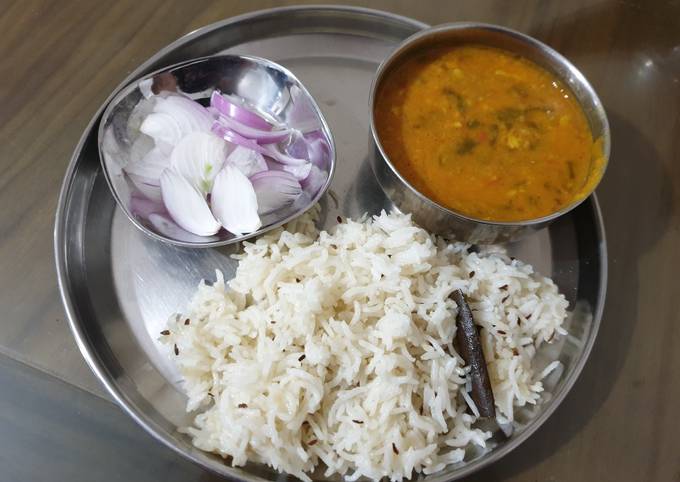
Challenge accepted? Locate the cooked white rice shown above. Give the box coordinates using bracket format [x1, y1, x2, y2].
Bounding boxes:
[162, 210, 568, 481]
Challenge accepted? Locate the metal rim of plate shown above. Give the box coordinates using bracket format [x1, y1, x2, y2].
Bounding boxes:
[54, 5, 607, 482]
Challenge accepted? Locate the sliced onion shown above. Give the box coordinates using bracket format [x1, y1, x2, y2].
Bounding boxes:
[285, 130, 330, 169]
[140, 112, 182, 154]
[300, 164, 328, 197]
[154, 95, 213, 132]
[125, 146, 167, 180]
[210, 165, 261, 236]
[170, 132, 227, 194]
[263, 143, 308, 166]
[305, 133, 331, 169]
[160, 169, 220, 236]
[226, 145, 268, 178]
[250, 170, 302, 215]
[212, 122, 308, 167]
[284, 130, 309, 159]
[265, 158, 311, 181]
[286, 85, 317, 127]
[265, 158, 312, 181]
[215, 114, 292, 144]
[211, 123, 269, 155]
[210, 91, 271, 130]
[141, 95, 213, 154]
[281, 162, 312, 180]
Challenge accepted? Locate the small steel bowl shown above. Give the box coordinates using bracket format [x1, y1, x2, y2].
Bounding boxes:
[369, 23, 610, 244]
[99, 54, 335, 248]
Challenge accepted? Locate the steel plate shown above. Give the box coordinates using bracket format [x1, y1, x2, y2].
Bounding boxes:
[55, 6, 606, 481]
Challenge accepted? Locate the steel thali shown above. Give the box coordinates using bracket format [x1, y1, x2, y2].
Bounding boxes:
[55, 6, 607, 481]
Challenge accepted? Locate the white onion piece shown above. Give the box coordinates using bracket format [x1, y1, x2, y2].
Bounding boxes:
[141, 95, 213, 154]
[160, 169, 220, 236]
[154, 95, 213, 132]
[211, 165, 261, 235]
[250, 170, 302, 215]
[226, 145, 268, 178]
[125, 146, 167, 180]
[210, 91, 271, 130]
[170, 132, 227, 194]
[140, 112, 181, 154]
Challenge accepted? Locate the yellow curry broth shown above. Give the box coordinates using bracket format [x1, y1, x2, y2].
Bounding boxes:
[375, 45, 602, 221]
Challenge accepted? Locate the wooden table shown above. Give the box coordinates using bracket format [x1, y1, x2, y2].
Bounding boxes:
[1, 0, 678, 480]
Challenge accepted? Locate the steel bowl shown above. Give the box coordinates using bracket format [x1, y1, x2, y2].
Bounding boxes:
[369, 23, 610, 244]
[99, 54, 335, 248]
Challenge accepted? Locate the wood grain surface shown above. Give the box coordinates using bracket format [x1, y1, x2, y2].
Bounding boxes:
[0, 0, 679, 481]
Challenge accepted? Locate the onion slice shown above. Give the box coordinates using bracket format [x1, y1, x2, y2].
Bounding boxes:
[141, 95, 213, 154]
[265, 158, 311, 181]
[250, 170, 302, 215]
[125, 146, 168, 180]
[170, 132, 227, 194]
[210, 91, 272, 130]
[212, 122, 309, 167]
[160, 169, 220, 236]
[300, 164, 328, 197]
[226, 145, 268, 178]
[215, 114, 292, 144]
[281, 162, 312, 181]
[211, 165, 261, 235]
[263, 143, 309, 166]
[211, 123, 269, 155]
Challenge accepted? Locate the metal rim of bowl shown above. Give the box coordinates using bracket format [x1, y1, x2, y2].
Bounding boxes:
[97, 53, 337, 248]
[369, 21, 612, 228]
[54, 6, 607, 481]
